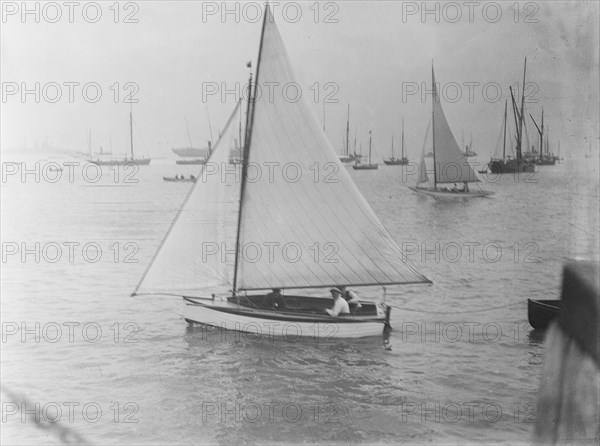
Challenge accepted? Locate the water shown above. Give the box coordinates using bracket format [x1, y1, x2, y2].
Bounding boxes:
[1, 156, 598, 444]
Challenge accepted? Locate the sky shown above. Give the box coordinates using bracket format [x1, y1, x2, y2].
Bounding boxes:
[1, 1, 598, 160]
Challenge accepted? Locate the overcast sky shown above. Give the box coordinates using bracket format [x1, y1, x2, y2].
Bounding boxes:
[1, 1, 598, 159]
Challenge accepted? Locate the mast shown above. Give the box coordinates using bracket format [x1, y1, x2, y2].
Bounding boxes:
[368, 130, 372, 164]
[184, 117, 193, 147]
[205, 106, 214, 147]
[540, 108, 544, 161]
[345, 104, 350, 156]
[462, 129, 464, 154]
[353, 127, 357, 155]
[502, 99, 508, 160]
[88, 129, 92, 159]
[233, 6, 268, 294]
[431, 63, 437, 190]
[401, 118, 405, 159]
[391, 135, 394, 158]
[129, 104, 134, 159]
[517, 58, 527, 161]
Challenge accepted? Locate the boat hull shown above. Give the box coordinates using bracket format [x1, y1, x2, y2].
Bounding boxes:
[488, 159, 535, 174]
[527, 299, 563, 330]
[172, 147, 208, 157]
[383, 158, 409, 165]
[175, 159, 207, 165]
[353, 164, 379, 170]
[163, 177, 195, 182]
[409, 186, 493, 198]
[183, 297, 389, 339]
[90, 158, 151, 166]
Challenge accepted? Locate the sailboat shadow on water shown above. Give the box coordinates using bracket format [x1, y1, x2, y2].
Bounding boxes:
[410, 65, 493, 199]
[132, 6, 431, 340]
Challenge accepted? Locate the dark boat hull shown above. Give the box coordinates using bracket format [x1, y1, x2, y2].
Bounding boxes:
[409, 186, 493, 198]
[90, 158, 151, 166]
[163, 177, 196, 183]
[383, 158, 409, 165]
[353, 164, 379, 170]
[527, 299, 563, 329]
[488, 159, 535, 174]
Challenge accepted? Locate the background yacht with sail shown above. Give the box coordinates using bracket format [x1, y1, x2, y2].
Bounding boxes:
[411, 66, 492, 198]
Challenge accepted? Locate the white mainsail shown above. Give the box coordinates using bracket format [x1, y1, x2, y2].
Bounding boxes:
[432, 67, 480, 184]
[236, 7, 429, 291]
[134, 101, 242, 297]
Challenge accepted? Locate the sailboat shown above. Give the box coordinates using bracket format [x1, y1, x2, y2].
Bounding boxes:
[384, 119, 409, 165]
[353, 131, 379, 170]
[132, 5, 430, 339]
[91, 108, 151, 166]
[339, 105, 359, 163]
[530, 112, 556, 166]
[463, 132, 477, 157]
[175, 117, 211, 165]
[410, 65, 492, 198]
[488, 58, 535, 174]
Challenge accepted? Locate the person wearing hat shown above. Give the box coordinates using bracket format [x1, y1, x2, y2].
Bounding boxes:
[263, 288, 285, 309]
[339, 285, 362, 314]
[325, 288, 350, 317]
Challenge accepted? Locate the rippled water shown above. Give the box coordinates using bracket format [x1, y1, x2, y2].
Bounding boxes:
[1, 155, 598, 444]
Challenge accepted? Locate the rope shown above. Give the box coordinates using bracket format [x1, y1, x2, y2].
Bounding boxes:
[389, 301, 524, 315]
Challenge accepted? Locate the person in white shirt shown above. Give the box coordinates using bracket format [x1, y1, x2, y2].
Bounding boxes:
[325, 288, 350, 317]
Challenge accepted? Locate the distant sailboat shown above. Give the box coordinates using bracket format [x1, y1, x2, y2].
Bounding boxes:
[91, 107, 151, 166]
[384, 119, 409, 165]
[411, 65, 492, 198]
[339, 104, 359, 163]
[353, 130, 379, 170]
[175, 117, 212, 165]
[463, 132, 477, 157]
[488, 58, 535, 174]
[133, 5, 430, 339]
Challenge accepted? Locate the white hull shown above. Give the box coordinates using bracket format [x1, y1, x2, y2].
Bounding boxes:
[409, 186, 493, 199]
[183, 298, 387, 339]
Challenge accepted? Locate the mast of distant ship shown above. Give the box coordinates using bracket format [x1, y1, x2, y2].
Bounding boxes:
[502, 99, 508, 160]
[401, 118, 405, 160]
[129, 103, 134, 159]
[516, 58, 527, 161]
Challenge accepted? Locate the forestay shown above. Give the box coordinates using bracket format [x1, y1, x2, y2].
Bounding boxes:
[236, 7, 429, 291]
[134, 101, 241, 297]
[432, 68, 480, 184]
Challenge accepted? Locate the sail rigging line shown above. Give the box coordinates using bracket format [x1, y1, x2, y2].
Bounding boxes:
[417, 119, 431, 185]
[390, 301, 523, 315]
[431, 64, 437, 189]
[132, 99, 242, 297]
[233, 4, 270, 294]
